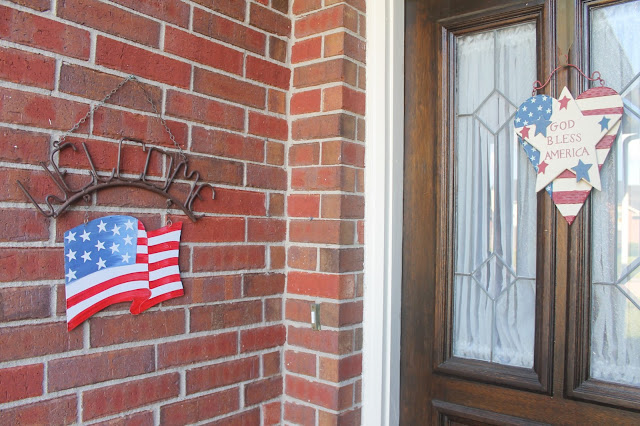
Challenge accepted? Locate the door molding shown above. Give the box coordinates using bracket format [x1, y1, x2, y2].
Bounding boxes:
[362, 0, 405, 424]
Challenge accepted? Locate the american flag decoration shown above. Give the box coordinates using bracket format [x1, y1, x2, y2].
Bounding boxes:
[514, 85, 623, 224]
[63, 215, 184, 330]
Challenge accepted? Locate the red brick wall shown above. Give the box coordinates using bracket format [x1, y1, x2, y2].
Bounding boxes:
[0, 0, 291, 424]
[285, 1, 366, 424]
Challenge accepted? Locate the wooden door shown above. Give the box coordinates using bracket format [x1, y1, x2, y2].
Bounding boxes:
[402, 0, 640, 423]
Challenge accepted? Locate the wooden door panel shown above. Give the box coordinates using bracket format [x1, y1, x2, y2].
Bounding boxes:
[402, 0, 640, 423]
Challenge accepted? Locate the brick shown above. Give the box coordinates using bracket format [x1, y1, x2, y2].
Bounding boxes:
[270, 36, 288, 63]
[0, 87, 89, 131]
[1, 168, 58, 203]
[0, 395, 77, 425]
[292, 166, 356, 192]
[291, 326, 353, 354]
[270, 246, 286, 269]
[295, 4, 358, 38]
[319, 353, 362, 382]
[157, 332, 237, 368]
[0, 322, 82, 362]
[90, 309, 185, 347]
[83, 373, 179, 421]
[285, 401, 316, 426]
[357, 220, 364, 244]
[292, 36, 322, 63]
[359, 12, 366, 36]
[195, 187, 266, 216]
[0, 46, 55, 89]
[91, 411, 154, 426]
[268, 89, 287, 114]
[354, 379, 362, 403]
[245, 376, 282, 405]
[248, 218, 286, 242]
[288, 194, 320, 217]
[96, 36, 190, 88]
[163, 275, 241, 307]
[244, 273, 285, 296]
[48, 346, 154, 391]
[294, 58, 357, 88]
[321, 194, 365, 219]
[273, 0, 288, 13]
[186, 154, 244, 186]
[325, 31, 366, 63]
[166, 90, 244, 131]
[193, 67, 266, 109]
[263, 350, 281, 376]
[0, 209, 47, 242]
[356, 167, 365, 192]
[240, 324, 285, 352]
[191, 0, 246, 21]
[193, 8, 265, 54]
[91, 107, 187, 148]
[247, 164, 287, 190]
[289, 143, 320, 167]
[249, 3, 291, 37]
[288, 246, 317, 270]
[58, 0, 160, 47]
[323, 86, 366, 115]
[318, 407, 361, 426]
[193, 245, 265, 272]
[290, 219, 355, 245]
[0, 5, 89, 59]
[288, 271, 356, 299]
[265, 297, 282, 322]
[248, 111, 288, 141]
[181, 216, 245, 243]
[286, 375, 346, 410]
[285, 298, 313, 323]
[165, 27, 243, 75]
[60, 64, 162, 113]
[0, 248, 63, 282]
[210, 409, 261, 426]
[267, 140, 285, 165]
[321, 140, 365, 167]
[263, 401, 281, 425]
[0, 364, 43, 403]
[186, 356, 260, 394]
[190, 300, 262, 332]
[96, 184, 178, 208]
[285, 350, 316, 377]
[111, 0, 190, 28]
[319, 247, 363, 272]
[7, 0, 50, 11]
[357, 116, 366, 141]
[0, 285, 50, 322]
[293, 114, 356, 140]
[326, 0, 366, 12]
[269, 193, 285, 217]
[0, 127, 50, 165]
[246, 56, 291, 90]
[291, 89, 321, 115]
[160, 388, 239, 424]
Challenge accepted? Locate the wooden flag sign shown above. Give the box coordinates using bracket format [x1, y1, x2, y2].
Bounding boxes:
[514, 86, 623, 224]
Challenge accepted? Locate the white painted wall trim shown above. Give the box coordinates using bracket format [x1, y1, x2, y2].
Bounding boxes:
[362, 0, 404, 424]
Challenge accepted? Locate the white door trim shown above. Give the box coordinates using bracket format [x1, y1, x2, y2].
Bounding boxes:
[362, 0, 404, 424]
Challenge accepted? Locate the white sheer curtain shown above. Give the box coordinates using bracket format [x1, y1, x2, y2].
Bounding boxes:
[590, 1, 640, 386]
[453, 23, 537, 368]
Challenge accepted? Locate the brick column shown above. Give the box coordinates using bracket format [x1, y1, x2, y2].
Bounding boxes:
[285, 1, 366, 424]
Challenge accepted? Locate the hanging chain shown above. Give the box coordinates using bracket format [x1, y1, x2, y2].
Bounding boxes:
[57, 75, 186, 161]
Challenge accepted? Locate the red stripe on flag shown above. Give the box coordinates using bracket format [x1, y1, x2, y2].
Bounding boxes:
[581, 107, 624, 115]
[596, 135, 616, 149]
[148, 241, 179, 254]
[576, 87, 619, 98]
[133, 289, 184, 315]
[552, 190, 591, 204]
[147, 222, 182, 237]
[149, 257, 179, 271]
[150, 274, 182, 289]
[67, 288, 150, 331]
[67, 271, 149, 308]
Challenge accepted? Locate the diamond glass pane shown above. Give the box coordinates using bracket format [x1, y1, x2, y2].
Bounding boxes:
[590, 0, 640, 386]
[453, 22, 537, 368]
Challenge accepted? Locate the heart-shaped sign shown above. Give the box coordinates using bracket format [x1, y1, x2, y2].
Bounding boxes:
[514, 86, 623, 224]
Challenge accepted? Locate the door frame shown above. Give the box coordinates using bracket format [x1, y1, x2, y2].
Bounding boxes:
[362, 0, 404, 425]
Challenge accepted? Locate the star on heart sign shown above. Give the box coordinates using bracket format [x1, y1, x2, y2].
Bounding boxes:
[514, 86, 624, 224]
